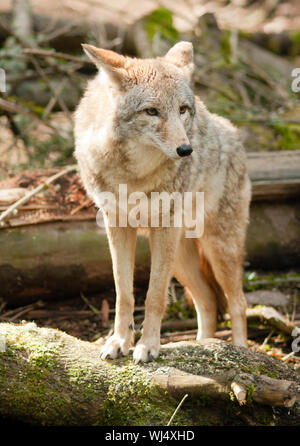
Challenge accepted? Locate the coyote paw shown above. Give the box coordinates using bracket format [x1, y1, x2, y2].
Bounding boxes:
[100, 334, 132, 360]
[133, 340, 160, 363]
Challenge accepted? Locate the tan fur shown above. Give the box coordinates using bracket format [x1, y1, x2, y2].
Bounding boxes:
[74, 42, 251, 362]
[197, 244, 228, 317]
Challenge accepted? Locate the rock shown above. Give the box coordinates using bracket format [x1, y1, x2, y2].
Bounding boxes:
[246, 290, 290, 307]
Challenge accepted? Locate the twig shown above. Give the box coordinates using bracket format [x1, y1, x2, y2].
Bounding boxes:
[240, 54, 290, 101]
[6, 68, 53, 84]
[80, 291, 99, 315]
[24, 310, 97, 319]
[42, 77, 68, 118]
[41, 21, 77, 44]
[0, 165, 77, 224]
[0, 300, 44, 322]
[29, 55, 73, 123]
[0, 301, 7, 314]
[261, 330, 274, 347]
[0, 205, 57, 211]
[167, 394, 188, 426]
[0, 97, 68, 137]
[281, 352, 295, 362]
[70, 198, 93, 216]
[194, 76, 239, 102]
[244, 277, 300, 287]
[43, 62, 83, 117]
[23, 48, 91, 64]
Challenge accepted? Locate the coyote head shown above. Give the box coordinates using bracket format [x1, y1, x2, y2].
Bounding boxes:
[82, 42, 195, 160]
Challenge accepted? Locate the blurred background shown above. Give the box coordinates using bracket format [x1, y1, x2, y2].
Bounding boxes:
[0, 0, 299, 173]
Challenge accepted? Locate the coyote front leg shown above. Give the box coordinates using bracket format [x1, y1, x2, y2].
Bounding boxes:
[133, 227, 181, 363]
[100, 225, 137, 359]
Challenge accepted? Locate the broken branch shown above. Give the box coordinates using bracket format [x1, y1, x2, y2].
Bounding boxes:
[0, 165, 77, 224]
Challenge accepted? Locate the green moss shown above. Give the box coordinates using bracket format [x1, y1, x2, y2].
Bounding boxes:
[145, 8, 179, 44]
[164, 299, 192, 321]
[1, 323, 299, 426]
[254, 409, 274, 425]
[96, 364, 187, 426]
[220, 30, 232, 63]
[271, 122, 300, 151]
[246, 384, 255, 404]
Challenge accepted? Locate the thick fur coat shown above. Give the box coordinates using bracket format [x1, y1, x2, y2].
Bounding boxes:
[74, 42, 251, 363]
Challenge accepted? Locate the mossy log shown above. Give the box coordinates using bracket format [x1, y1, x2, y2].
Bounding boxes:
[0, 322, 300, 426]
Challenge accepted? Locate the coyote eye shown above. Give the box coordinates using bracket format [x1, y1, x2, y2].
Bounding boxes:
[145, 108, 158, 116]
[180, 105, 189, 115]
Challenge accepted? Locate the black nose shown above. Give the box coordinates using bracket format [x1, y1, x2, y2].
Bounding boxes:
[176, 144, 193, 157]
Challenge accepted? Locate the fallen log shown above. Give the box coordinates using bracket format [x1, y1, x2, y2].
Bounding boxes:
[246, 306, 297, 336]
[0, 323, 299, 426]
[161, 305, 298, 339]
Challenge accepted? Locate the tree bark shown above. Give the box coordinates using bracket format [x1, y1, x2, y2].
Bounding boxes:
[0, 323, 299, 426]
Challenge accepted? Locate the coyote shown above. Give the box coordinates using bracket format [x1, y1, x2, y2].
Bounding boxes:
[74, 41, 251, 363]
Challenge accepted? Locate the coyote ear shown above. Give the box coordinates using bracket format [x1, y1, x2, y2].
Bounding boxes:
[82, 44, 128, 87]
[165, 41, 194, 80]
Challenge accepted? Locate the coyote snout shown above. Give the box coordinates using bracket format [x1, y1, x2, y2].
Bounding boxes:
[176, 144, 193, 157]
[74, 40, 251, 364]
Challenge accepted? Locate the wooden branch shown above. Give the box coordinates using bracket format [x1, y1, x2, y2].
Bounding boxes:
[161, 319, 197, 332]
[0, 98, 67, 136]
[231, 380, 247, 405]
[239, 52, 290, 101]
[0, 323, 299, 426]
[28, 55, 73, 123]
[22, 48, 91, 64]
[251, 179, 300, 201]
[244, 277, 300, 287]
[162, 306, 298, 340]
[0, 165, 77, 224]
[246, 306, 296, 336]
[152, 370, 297, 408]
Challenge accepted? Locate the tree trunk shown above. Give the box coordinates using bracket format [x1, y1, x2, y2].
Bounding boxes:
[0, 322, 299, 426]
